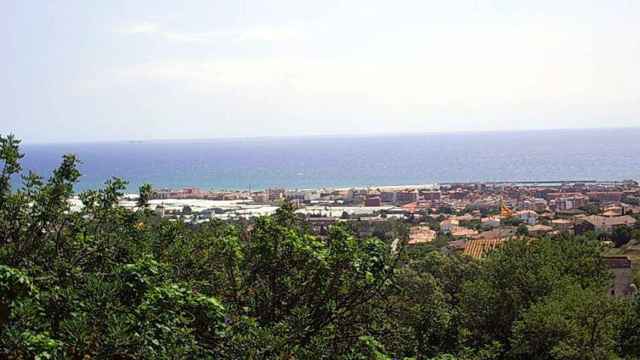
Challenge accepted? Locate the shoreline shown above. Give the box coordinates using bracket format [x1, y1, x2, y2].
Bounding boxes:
[140, 179, 635, 196]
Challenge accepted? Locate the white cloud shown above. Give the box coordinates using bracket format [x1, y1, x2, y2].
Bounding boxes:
[118, 22, 304, 44]
[119, 22, 158, 34]
[95, 13, 640, 134]
[107, 19, 640, 107]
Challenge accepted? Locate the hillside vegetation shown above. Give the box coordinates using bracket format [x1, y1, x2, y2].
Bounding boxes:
[2, 134, 640, 359]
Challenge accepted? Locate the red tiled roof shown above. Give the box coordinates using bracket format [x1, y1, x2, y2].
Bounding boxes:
[401, 202, 418, 212]
[463, 238, 506, 258]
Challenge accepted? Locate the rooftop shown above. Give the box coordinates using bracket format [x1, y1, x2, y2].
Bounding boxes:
[605, 256, 632, 269]
[582, 215, 637, 227]
[463, 238, 506, 259]
[407, 226, 437, 245]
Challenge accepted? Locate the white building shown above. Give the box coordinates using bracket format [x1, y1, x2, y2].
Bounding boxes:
[517, 210, 538, 225]
[304, 190, 322, 202]
[533, 198, 548, 212]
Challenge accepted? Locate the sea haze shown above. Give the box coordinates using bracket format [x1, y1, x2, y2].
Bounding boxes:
[18, 128, 640, 192]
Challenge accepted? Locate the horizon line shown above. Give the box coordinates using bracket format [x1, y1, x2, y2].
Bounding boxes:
[17, 125, 640, 146]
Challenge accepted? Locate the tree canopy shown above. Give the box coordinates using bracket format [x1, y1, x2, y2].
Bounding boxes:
[1, 134, 639, 359]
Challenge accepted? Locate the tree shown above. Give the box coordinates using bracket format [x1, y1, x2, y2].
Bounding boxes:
[137, 183, 152, 208]
[0, 265, 36, 330]
[241, 203, 396, 354]
[457, 235, 609, 351]
[0, 134, 23, 198]
[617, 295, 640, 358]
[0, 134, 226, 357]
[501, 216, 523, 227]
[511, 284, 623, 359]
[580, 203, 601, 216]
[611, 225, 632, 248]
[516, 224, 529, 237]
[379, 262, 452, 358]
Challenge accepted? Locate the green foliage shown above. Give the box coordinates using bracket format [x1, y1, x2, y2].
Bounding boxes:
[458, 236, 609, 349]
[580, 203, 601, 216]
[345, 336, 393, 360]
[0, 265, 37, 331]
[384, 264, 452, 357]
[0, 134, 23, 197]
[130, 283, 226, 357]
[429, 233, 453, 249]
[2, 330, 63, 359]
[623, 195, 640, 206]
[460, 219, 482, 231]
[137, 183, 153, 208]
[511, 284, 623, 359]
[438, 206, 455, 215]
[0, 265, 36, 303]
[516, 223, 529, 237]
[422, 214, 442, 232]
[347, 217, 410, 242]
[617, 295, 640, 357]
[611, 225, 632, 247]
[0, 134, 637, 359]
[501, 216, 523, 226]
[117, 256, 168, 306]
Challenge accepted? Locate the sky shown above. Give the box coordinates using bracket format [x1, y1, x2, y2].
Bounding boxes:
[1, 0, 640, 143]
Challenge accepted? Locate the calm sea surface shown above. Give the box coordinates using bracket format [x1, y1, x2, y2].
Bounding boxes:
[17, 128, 640, 192]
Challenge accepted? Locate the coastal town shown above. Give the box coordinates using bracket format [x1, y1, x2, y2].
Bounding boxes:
[141, 182, 636, 244]
[132, 179, 640, 297]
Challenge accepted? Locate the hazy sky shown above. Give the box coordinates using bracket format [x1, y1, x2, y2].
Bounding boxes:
[2, 0, 640, 143]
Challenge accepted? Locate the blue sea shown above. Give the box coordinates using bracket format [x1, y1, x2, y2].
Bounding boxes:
[17, 128, 640, 192]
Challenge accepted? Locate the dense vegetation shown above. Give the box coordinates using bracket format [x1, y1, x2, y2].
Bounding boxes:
[1, 134, 640, 359]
